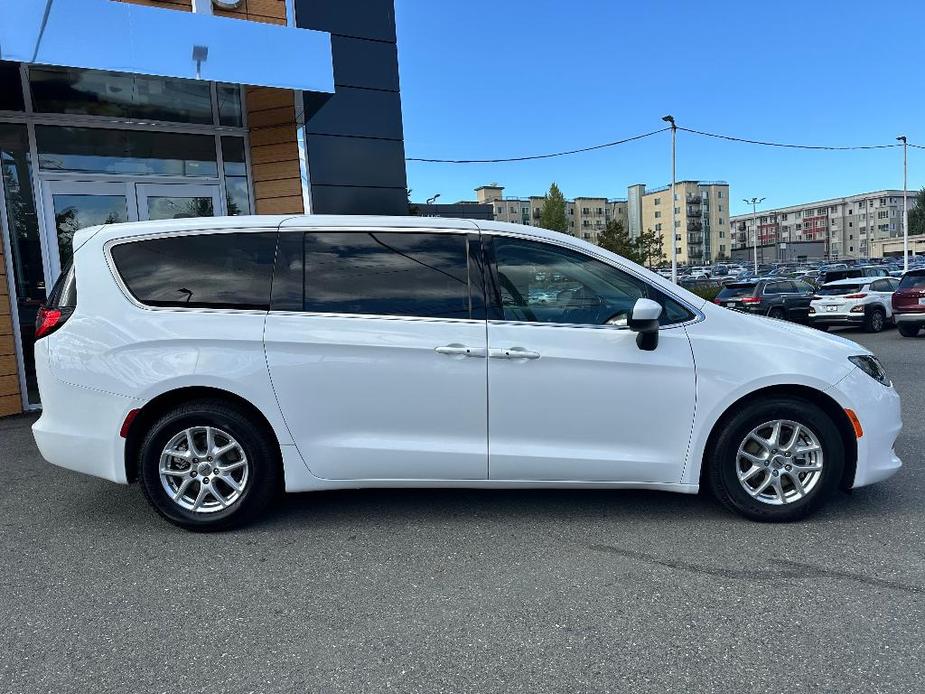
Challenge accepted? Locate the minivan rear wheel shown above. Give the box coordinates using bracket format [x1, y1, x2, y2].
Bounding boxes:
[138, 399, 281, 531]
[706, 397, 844, 522]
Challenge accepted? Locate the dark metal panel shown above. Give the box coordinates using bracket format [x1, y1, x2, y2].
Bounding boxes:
[331, 36, 400, 91]
[310, 185, 409, 216]
[295, 0, 396, 42]
[305, 134, 407, 188]
[304, 87, 403, 140]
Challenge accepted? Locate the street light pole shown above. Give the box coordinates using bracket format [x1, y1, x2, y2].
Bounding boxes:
[662, 115, 677, 283]
[898, 136, 908, 272]
[743, 197, 765, 273]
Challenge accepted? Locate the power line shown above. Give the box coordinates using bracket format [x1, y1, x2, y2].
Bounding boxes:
[405, 127, 670, 163]
[678, 126, 904, 151]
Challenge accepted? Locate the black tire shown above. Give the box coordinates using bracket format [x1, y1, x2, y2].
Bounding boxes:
[706, 397, 844, 522]
[768, 307, 786, 320]
[897, 322, 921, 337]
[138, 399, 281, 531]
[864, 307, 886, 333]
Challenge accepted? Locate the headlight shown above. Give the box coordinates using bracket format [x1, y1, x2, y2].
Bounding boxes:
[849, 355, 891, 387]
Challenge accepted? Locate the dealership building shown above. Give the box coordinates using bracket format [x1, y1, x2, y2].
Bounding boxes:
[0, 0, 408, 415]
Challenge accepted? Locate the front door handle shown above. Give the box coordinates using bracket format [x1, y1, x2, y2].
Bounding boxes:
[489, 347, 541, 360]
[435, 344, 486, 358]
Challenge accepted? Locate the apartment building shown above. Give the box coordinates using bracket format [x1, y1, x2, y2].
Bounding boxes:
[474, 185, 628, 244]
[729, 190, 918, 262]
[630, 181, 731, 265]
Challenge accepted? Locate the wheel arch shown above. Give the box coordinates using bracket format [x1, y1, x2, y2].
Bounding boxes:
[699, 384, 858, 492]
[123, 386, 283, 483]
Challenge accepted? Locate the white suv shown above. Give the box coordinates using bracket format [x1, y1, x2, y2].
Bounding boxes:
[809, 277, 900, 332]
[32, 216, 902, 530]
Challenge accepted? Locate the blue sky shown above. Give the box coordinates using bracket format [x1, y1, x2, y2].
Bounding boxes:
[395, 0, 925, 217]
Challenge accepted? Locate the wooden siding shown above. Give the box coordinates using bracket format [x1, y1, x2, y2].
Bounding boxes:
[245, 87, 304, 215]
[0, 250, 20, 416]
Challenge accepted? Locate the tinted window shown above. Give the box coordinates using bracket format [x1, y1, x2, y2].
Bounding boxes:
[898, 272, 925, 290]
[870, 279, 889, 292]
[0, 61, 24, 111]
[488, 236, 692, 326]
[763, 283, 784, 295]
[112, 232, 276, 310]
[795, 281, 814, 294]
[817, 283, 863, 296]
[717, 283, 757, 299]
[303, 232, 471, 319]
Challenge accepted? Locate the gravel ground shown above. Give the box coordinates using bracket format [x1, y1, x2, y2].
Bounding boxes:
[1, 328, 923, 694]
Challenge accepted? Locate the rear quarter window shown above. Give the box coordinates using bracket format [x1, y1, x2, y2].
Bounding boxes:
[111, 232, 277, 310]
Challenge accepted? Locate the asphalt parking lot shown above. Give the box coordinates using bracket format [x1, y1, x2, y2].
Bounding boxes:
[1, 329, 923, 694]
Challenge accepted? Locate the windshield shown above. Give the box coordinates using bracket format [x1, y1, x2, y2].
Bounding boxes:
[717, 283, 757, 299]
[817, 283, 863, 296]
[898, 273, 925, 290]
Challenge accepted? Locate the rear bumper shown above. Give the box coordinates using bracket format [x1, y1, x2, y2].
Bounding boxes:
[809, 313, 865, 325]
[32, 339, 139, 484]
[827, 367, 902, 489]
[893, 312, 925, 324]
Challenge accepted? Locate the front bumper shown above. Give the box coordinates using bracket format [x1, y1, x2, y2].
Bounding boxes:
[826, 366, 902, 489]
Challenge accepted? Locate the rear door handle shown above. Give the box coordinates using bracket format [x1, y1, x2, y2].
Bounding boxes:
[434, 344, 486, 358]
[489, 347, 541, 360]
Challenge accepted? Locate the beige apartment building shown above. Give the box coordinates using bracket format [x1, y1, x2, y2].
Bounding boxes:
[474, 185, 628, 244]
[729, 190, 918, 262]
[632, 181, 731, 265]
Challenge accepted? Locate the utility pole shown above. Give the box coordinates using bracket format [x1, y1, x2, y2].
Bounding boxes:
[662, 115, 677, 283]
[898, 136, 909, 272]
[744, 197, 765, 273]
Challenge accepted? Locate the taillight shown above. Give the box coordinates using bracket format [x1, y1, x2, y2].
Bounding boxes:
[844, 293, 867, 299]
[35, 305, 72, 339]
[740, 296, 762, 304]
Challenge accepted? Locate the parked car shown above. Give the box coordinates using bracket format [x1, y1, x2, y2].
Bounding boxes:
[32, 216, 901, 529]
[808, 277, 899, 333]
[713, 279, 815, 322]
[892, 269, 925, 337]
[818, 265, 890, 285]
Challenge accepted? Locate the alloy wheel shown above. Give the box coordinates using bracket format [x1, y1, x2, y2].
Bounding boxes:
[736, 419, 824, 505]
[158, 426, 249, 513]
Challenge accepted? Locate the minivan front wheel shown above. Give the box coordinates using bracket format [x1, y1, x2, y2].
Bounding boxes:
[706, 397, 844, 522]
[138, 399, 281, 531]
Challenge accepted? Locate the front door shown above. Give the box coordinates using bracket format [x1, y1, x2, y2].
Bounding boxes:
[483, 234, 697, 483]
[264, 228, 488, 481]
[41, 180, 221, 279]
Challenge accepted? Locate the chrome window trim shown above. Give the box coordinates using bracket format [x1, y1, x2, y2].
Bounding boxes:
[478, 227, 705, 328]
[267, 311, 483, 326]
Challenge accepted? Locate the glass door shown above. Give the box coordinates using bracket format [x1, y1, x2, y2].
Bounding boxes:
[136, 183, 221, 222]
[41, 180, 137, 279]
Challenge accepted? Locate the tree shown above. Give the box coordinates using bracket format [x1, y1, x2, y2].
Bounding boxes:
[538, 182, 568, 233]
[597, 218, 635, 258]
[635, 228, 666, 268]
[908, 187, 925, 236]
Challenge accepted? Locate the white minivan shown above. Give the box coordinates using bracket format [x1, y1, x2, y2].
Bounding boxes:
[32, 216, 902, 530]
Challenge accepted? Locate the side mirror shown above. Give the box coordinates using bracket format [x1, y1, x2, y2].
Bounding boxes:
[628, 298, 662, 351]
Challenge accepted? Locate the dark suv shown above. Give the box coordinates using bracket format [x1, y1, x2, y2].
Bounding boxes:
[714, 279, 815, 322]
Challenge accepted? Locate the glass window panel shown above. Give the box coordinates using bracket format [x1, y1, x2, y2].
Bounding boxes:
[145, 196, 214, 221]
[221, 137, 250, 215]
[217, 84, 243, 126]
[29, 66, 213, 124]
[225, 177, 251, 216]
[51, 194, 128, 269]
[0, 123, 42, 404]
[111, 233, 276, 310]
[490, 237, 692, 326]
[36, 126, 218, 177]
[303, 232, 471, 319]
[0, 61, 24, 111]
[221, 136, 247, 176]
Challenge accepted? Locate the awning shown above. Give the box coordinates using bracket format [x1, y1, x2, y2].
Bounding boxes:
[0, 0, 334, 92]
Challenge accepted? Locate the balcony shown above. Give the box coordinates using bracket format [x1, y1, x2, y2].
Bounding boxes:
[687, 220, 703, 231]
